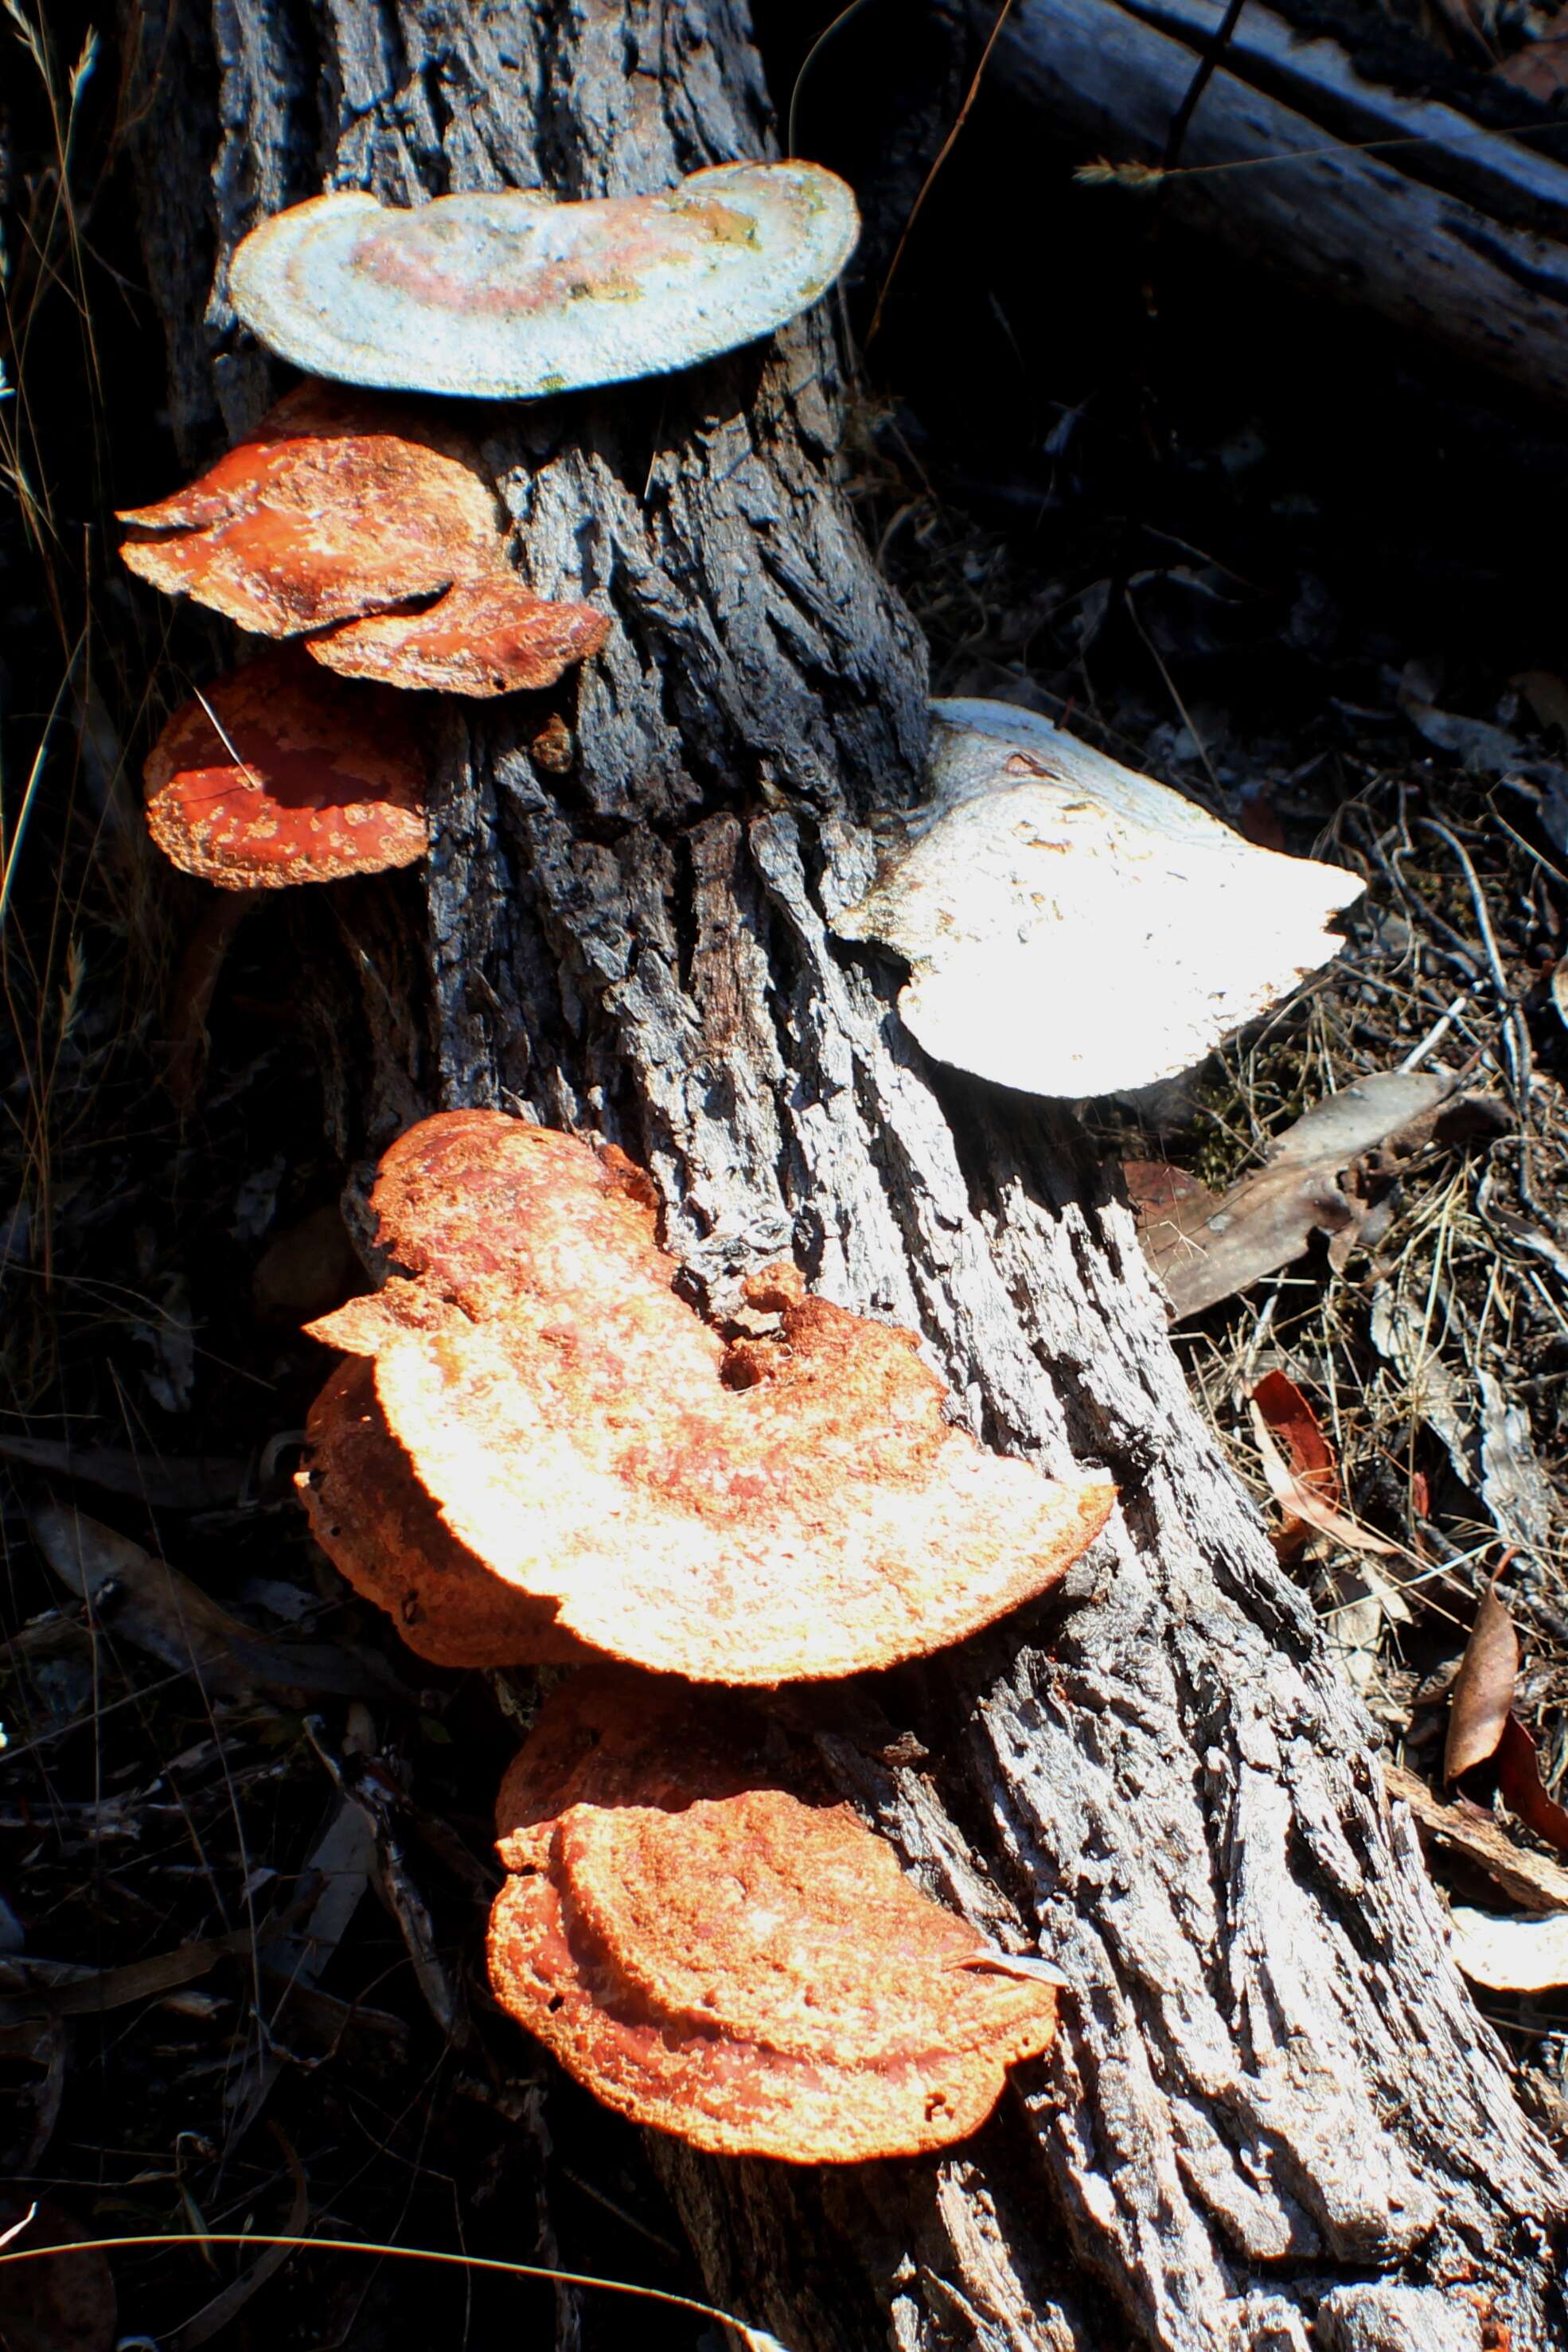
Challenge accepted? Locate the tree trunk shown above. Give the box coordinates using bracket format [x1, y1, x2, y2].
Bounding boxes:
[119, 5, 1565, 2346]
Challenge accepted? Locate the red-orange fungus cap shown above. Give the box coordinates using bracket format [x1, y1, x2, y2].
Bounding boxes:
[307, 576, 611, 697]
[486, 1672, 1060, 2163]
[298, 1356, 588, 1668]
[142, 649, 427, 887]
[302, 1110, 1117, 1682]
[119, 380, 505, 638]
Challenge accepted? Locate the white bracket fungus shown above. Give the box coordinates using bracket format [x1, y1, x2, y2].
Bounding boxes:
[228, 164, 859, 400]
[835, 699, 1366, 1099]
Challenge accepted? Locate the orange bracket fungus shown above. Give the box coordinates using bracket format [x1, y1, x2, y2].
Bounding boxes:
[119, 381, 608, 696]
[228, 165, 860, 400]
[308, 575, 609, 698]
[142, 650, 427, 887]
[302, 1357, 588, 1667]
[487, 1672, 1060, 2162]
[301, 1109, 1116, 1683]
[119, 382, 503, 634]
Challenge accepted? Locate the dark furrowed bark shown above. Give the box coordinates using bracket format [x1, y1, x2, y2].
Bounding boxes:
[119, 5, 1565, 2346]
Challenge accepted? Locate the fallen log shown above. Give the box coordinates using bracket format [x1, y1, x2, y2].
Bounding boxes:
[118, 2, 1566, 2346]
[997, 0, 1568, 409]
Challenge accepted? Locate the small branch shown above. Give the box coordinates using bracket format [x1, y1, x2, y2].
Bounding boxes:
[1163, 0, 1249, 174]
[865, 0, 1019, 348]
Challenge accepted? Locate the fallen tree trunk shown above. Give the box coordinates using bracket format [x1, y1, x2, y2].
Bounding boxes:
[120, 4, 1564, 2346]
[995, 0, 1568, 412]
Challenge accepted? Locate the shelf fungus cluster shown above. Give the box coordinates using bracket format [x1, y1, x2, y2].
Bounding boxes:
[177, 161, 1091, 2166]
[119, 381, 608, 700]
[124, 159, 858, 899]
[487, 1675, 1061, 2163]
[298, 1108, 1115, 2158]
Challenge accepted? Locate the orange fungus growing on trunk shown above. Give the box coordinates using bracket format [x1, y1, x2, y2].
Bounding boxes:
[118, 381, 505, 636]
[118, 382, 609, 695]
[301, 1109, 1116, 1682]
[300, 1356, 588, 1667]
[142, 650, 427, 887]
[486, 1673, 1061, 2161]
[307, 575, 610, 696]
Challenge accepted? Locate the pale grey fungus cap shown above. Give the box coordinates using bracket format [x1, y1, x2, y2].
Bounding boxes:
[835, 699, 1366, 1100]
[228, 163, 860, 400]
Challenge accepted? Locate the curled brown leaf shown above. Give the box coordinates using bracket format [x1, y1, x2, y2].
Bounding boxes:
[1444, 1582, 1520, 1784]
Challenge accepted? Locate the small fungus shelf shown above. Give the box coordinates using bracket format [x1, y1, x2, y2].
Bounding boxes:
[119, 380, 607, 696]
[142, 649, 428, 887]
[307, 575, 608, 697]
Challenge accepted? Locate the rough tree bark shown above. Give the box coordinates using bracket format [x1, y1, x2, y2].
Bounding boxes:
[120, 5, 1564, 2347]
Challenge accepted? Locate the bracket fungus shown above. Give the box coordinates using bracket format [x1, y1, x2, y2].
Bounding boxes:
[487, 1673, 1060, 2162]
[308, 575, 609, 698]
[119, 383, 503, 634]
[118, 381, 608, 696]
[227, 164, 860, 400]
[142, 650, 427, 887]
[835, 698, 1366, 1099]
[302, 1110, 1115, 1683]
[301, 1357, 587, 1667]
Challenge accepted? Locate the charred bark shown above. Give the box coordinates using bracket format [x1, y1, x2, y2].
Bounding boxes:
[119, 5, 1564, 2347]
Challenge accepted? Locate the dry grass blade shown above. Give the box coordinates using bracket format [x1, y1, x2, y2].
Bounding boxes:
[163, 2125, 306, 2352]
[0, 2231, 794, 2351]
[864, 0, 1019, 348]
[0, 647, 81, 938]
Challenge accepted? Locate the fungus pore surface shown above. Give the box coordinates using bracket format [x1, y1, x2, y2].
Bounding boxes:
[303, 1110, 1116, 1682]
[487, 1673, 1059, 2162]
[227, 165, 860, 399]
[142, 649, 427, 887]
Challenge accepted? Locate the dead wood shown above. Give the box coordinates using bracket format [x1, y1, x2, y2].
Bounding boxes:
[117, 4, 1565, 2347]
[997, 0, 1568, 412]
